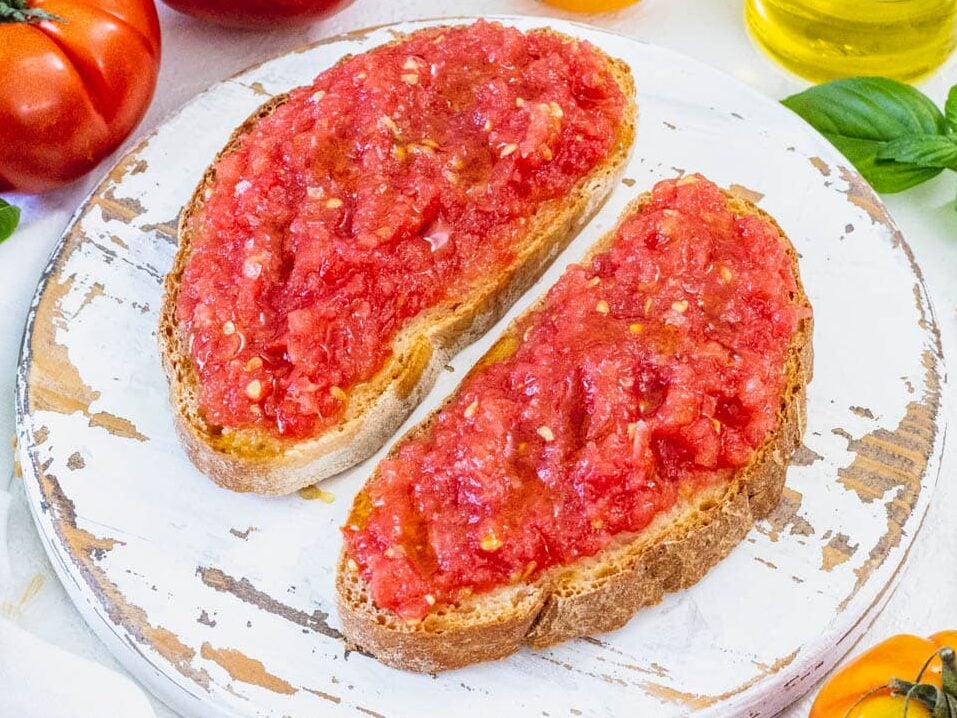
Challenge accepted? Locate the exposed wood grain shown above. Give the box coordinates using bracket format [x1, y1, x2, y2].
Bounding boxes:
[639, 651, 800, 710]
[33, 469, 211, 688]
[821, 533, 858, 572]
[197, 567, 343, 641]
[201, 643, 296, 695]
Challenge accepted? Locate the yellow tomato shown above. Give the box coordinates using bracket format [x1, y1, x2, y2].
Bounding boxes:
[811, 632, 957, 718]
[844, 693, 932, 718]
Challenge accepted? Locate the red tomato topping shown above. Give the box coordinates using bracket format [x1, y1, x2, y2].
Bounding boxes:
[344, 176, 809, 620]
[177, 21, 627, 438]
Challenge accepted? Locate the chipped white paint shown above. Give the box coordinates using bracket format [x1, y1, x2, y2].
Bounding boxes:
[15, 17, 945, 718]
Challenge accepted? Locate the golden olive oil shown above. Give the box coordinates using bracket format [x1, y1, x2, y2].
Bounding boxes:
[745, 0, 957, 81]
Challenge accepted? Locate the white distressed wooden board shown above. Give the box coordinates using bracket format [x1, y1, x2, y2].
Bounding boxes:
[15, 17, 946, 718]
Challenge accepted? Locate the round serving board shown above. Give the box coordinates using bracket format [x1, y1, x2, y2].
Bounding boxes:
[16, 17, 945, 718]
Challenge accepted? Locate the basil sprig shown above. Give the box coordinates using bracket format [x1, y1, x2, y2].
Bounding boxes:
[783, 78, 957, 200]
[0, 198, 19, 243]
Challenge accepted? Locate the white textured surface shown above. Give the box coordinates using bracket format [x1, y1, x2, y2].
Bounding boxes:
[1, 2, 955, 717]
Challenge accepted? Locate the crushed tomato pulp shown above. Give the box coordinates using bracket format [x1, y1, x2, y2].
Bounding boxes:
[344, 176, 809, 620]
[176, 21, 627, 438]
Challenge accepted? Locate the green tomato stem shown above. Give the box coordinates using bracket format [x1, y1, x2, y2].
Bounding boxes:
[0, 0, 63, 23]
[942, 649, 957, 699]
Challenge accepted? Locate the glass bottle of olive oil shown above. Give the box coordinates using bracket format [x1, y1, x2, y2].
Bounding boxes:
[745, 0, 957, 82]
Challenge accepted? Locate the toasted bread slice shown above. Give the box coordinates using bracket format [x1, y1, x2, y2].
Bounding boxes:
[159, 26, 637, 495]
[336, 185, 813, 672]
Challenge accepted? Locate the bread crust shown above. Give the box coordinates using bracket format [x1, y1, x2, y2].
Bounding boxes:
[158, 27, 638, 495]
[335, 187, 814, 672]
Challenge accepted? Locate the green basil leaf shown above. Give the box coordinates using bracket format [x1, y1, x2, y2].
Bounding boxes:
[945, 84, 957, 135]
[877, 135, 957, 170]
[782, 77, 945, 140]
[824, 137, 944, 192]
[0, 198, 20, 243]
[782, 77, 947, 193]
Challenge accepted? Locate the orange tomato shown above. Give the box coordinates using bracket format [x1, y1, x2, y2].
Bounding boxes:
[538, 0, 642, 12]
[811, 632, 957, 718]
[0, 0, 161, 192]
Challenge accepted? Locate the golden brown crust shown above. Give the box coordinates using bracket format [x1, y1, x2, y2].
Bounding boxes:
[335, 185, 814, 672]
[158, 28, 638, 495]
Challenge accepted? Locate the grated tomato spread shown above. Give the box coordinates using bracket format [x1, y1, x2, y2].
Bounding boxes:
[176, 21, 627, 438]
[344, 176, 809, 620]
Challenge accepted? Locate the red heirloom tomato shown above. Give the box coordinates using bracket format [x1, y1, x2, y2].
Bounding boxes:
[160, 0, 347, 29]
[0, 0, 161, 193]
